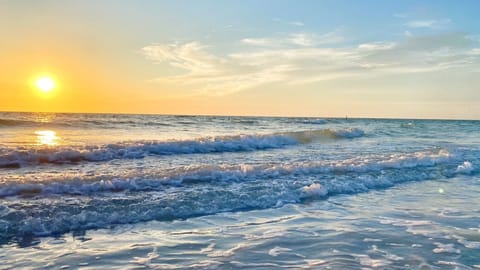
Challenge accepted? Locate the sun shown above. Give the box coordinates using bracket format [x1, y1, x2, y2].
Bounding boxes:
[36, 77, 56, 92]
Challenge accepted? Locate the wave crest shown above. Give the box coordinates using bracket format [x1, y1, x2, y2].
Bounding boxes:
[0, 118, 38, 127]
[0, 128, 365, 168]
[0, 149, 453, 197]
[282, 128, 364, 143]
[0, 148, 462, 241]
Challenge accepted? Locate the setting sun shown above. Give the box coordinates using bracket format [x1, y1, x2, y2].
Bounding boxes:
[36, 77, 55, 92]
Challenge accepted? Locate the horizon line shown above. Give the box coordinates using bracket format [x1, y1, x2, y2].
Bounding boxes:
[0, 110, 478, 122]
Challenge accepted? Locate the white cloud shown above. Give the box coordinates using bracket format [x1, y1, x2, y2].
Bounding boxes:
[241, 38, 276, 46]
[142, 42, 222, 75]
[142, 42, 295, 95]
[405, 19, 451, 29]
[142, 32, 480, 96]
[290, 30, 345, 46]
[406, 20, 436, 28]
[290, 21, 304, 26]
[471, 48, 480, 55]
[242, 30, 345, 48]
[358, 42, 396, 51]
[289, 33, 315, 46]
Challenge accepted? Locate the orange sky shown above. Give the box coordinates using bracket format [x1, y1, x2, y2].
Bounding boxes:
[1, 1, 479, 119]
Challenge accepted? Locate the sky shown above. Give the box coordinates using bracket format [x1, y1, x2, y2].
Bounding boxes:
[1, 0, 479, 119]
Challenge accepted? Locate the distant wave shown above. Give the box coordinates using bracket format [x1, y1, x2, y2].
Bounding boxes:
[0, 128, 365, 168]
[0, 118, 39, 127]
[0, 117, 173, 129]
[299, 118, 327, 125]
[282, 128, 364, 143]
[0, 149, 467, 240]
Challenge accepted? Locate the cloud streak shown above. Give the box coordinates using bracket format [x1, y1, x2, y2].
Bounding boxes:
[240, 30, 345, 48]
[405, 19, 451, 29]
[142, 31, 480, 96]
[289, 21, 304, 27]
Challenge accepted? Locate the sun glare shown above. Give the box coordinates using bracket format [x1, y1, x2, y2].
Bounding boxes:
[36, 77, 56, 92]
[35, 130, 59, 146]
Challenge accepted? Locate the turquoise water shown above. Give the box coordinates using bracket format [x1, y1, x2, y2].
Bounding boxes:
[0, 113, 479, 269]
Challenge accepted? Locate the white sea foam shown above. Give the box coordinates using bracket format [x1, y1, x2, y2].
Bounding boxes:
[0, 134, 297, 168]
[437, 261, 473, 268]
[454, 234, 480, 249]
[364, 238, 383, 242]
[268, 246, 292, 257]
[130, 247, 159, 265]
[433, 243, 461, 254]
[230, 261, 280, 268]
[354, 254, 391, 268]
[303, 259, 328, 267]
[0, 128, 365, 168]
[0, 149, 454, 197]
[187, 260, 224, 269]
[302, 183, 328, 197]
[0, 147, 464, 240]
[333, 127, 365, 138]
[200, 243, 216, 254]
[208, 243, 250, 257]
[380, 218, 433, 227]
[455, 161, 474, 174]
[300, 118, 327, 125]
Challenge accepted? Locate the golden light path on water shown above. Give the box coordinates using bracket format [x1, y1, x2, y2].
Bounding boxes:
[35, 130, 60, 146]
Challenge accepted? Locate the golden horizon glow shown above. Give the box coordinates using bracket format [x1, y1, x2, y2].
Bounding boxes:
[35, 77, 56, 93]
[0, 2, 479, 120]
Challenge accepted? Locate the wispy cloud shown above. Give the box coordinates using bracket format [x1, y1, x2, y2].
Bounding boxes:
[288, 31, 345, 46]
[242, 30, 345, 48]
[142, 42, 223, 75]
[241, 38, 276, 47]
[289, 21, 304, 27]
[289, 33, 315, 46]
[393, 13, 408, 19]
[142, 31, 480, 96]
[405, 19, 451, 29]
[142, 41, 293, 95]
[358, 42, 396, 51]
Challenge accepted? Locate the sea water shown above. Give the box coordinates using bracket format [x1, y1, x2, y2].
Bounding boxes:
[0, 112, 479, 269]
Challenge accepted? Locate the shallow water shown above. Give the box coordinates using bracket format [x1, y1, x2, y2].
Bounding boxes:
[0, 112, 479, 269]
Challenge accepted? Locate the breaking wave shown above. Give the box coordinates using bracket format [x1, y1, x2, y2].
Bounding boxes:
[0, 149, 466, 240]
[0, 128, 365, 168]
[0, 149, 453, 197]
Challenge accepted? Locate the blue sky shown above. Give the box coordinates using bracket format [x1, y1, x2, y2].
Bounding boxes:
[1, 0, 480, 118]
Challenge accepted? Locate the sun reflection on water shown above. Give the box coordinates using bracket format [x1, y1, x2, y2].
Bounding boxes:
[35, 130, 59, 146]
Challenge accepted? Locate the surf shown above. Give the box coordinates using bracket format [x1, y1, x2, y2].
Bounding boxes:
[0, 128, 365, 168]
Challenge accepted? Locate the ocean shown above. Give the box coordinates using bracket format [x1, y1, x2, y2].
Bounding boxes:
[0, 112, 479, 269]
